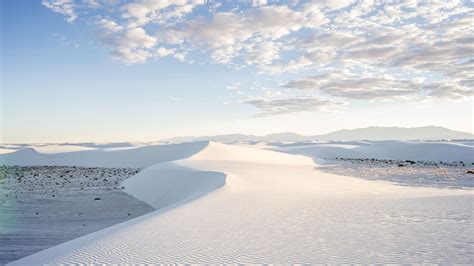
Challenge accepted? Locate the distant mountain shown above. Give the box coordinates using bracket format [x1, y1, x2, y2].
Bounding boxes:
[315, 126, 474, 141]
[262, 132, 309, 141]
[161, 126, 474, 142]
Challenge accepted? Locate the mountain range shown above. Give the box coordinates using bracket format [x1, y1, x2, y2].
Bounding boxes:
[162, 126, 474, 142]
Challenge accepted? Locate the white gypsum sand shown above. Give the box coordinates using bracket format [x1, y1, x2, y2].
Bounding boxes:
[7, 141, 474, 264]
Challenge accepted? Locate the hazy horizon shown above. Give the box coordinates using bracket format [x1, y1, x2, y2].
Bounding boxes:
[0, 125, 472, 144]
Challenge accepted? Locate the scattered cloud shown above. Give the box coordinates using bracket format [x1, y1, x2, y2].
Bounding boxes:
[42, 0, 77, 22]
[252, 0, 267, 7]
[284, 71, 473, 101]
[244, 97, 345, 117]
[97, 18, 123, 32]
[42, 0, 473, 115]
[284, 68, 474, 101]
[122, 0, 204, 28]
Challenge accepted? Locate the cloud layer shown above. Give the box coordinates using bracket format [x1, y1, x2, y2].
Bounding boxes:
[284, 71, 473, 101]
[244, 97, 345, 117]
[42, 0, 473, 116]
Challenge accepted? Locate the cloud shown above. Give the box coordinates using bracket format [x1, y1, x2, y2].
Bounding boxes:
[252, 0, 267, 7]
[424, 82, 474, 100]
[104, 27, 158, 63]
[285, 71, 473, 101]
[303, 0, 355, 11]
[244, 97, 345, 117]
[122, 0, 204, 28]
[42, 0, 77, 22]
[97, 18, 123, 32]
[284, 72, 422, 100]
[158, 5, 318, 65]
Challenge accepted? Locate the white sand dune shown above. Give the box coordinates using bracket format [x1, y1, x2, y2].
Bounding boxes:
[270, 140, 474, 162]
[0, 141, 208, 168]
[0, 148, 16, 154]
[9, 142, 473, 264]
[123, 164, 226, 209]
[72, 142, 149, 149]
[26, 144, 99, 154]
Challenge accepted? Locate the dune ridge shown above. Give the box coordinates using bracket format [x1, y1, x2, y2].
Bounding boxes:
[0, 141, 209, 168]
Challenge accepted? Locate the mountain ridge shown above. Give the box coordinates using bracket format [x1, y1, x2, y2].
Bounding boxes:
[162, 126, 474, 142]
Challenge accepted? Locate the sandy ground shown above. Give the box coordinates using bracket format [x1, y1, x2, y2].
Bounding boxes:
[10, 142, 474, 264]
[0, 166, 154, 264]
[318, 158, 474, 189]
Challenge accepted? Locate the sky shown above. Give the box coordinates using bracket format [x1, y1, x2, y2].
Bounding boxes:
[1, 0, 473, 143]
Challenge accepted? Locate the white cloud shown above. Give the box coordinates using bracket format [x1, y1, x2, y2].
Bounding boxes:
[157, 4, 321, 66]
[103, 27, 159, 63]
[285, 71, 473, 101]
[244, 97, 345, 116]
[97, 18, 123, 32]
[303, 0, 355, 11]
[123, 27, 156, 49]
[156, 47, 174, 57]
[122, 0, 204, 27]
[83, 0, 101, 9]
[252, 0, 267, 7]
[42, 0, 77, 22]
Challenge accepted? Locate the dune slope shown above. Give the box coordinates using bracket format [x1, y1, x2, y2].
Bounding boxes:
[271, 140, 474, 162]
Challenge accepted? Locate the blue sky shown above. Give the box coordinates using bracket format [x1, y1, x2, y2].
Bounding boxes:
[1, 0, 473, 143]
